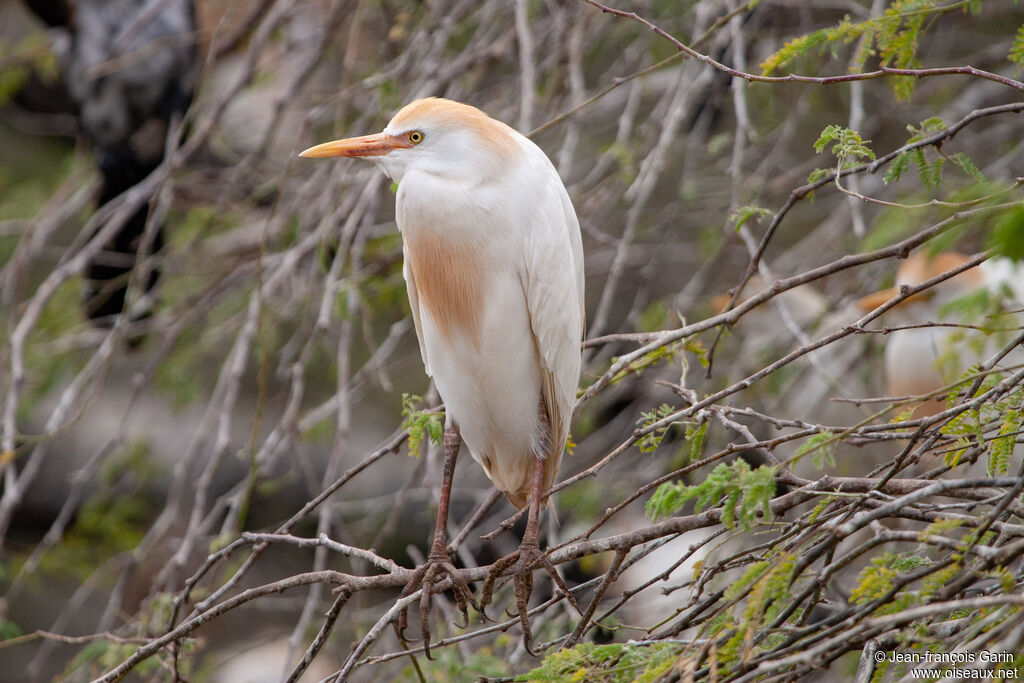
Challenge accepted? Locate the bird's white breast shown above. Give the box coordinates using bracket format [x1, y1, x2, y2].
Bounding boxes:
[396, 156, 554, 497]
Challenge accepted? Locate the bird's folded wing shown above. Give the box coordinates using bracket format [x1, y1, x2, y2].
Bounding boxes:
[522, 190, 585, 461]
[403, 254, 431, 376]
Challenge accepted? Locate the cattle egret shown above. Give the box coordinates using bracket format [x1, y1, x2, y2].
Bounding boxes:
[858, 251, 1024, 416]
[300, 97, 585, 652]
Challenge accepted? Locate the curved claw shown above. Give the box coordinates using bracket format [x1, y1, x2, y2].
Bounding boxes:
[395, 563, 430, 642]
[394, 557, 480, 660]
[483, 544, 576, 656]
[480, 551, 520, 609]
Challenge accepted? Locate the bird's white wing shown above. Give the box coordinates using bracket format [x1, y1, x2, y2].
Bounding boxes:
[402, 252, 431, 376]
[521, 179, 585, 461]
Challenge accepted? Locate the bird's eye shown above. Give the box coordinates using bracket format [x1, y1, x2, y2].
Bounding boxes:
[408, 130, 424, 145]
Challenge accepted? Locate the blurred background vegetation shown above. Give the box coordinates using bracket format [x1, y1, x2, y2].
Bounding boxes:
[2, 0, 1024, 681]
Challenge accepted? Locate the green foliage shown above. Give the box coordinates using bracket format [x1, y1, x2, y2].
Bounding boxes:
[729, 205, 773, 232]
[0, 34, 57, 106]
[718, 553, 798, 664]
[154, 325, 206, 408]
[19, 280, 85, 423]
[401, 393, 444, 458]
[610, 344, 679, 385]
[636, 403, 677, 453]
[760, 0, 962, 97]
[558, 480, 606, 526]
[921, 561, 961, 597]
[38, 442, 161, 582]
[170, 205, 240, 248]
[807, 167, 832, 184]
[910, 147, 941, 190]
[609, 336, 707, 387]
[814, 124, 875, 164]
[795, 430, 837, 469]
[66, 641, 163, 679]
[686, 420, 709, 465]
[0, 619, 22, 640]
[883, 148, 912, 185]
[862, 205, 919, 251]
[1010, 22, 1024, 66]
[636, 300, 672, 333]
[517, 641, 682, 683]
[881, 118, 990, 193]
[948, 152, 986, 184]
[986, 204, 1024, 262]
[989, 409, 1020, 476]
[987, 566, 1017, 594]
[403, 644, 509, 682]
[918, 517, 963, 541]
[759, 22, 850, 75]
[646, 459, 776, 529]
[850, 553, 931, 605]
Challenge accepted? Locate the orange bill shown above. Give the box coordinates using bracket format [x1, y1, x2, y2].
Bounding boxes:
[299, 132, 410, 158]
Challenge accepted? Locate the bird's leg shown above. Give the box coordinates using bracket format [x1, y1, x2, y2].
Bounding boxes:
[481, 455, 579, 655]
[396, 422, 479, 659]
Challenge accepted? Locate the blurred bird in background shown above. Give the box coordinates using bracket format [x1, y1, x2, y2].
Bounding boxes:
[301, 97, 585, 653]
[859, 251, 1024, 417]
[21, 0, 198, 326]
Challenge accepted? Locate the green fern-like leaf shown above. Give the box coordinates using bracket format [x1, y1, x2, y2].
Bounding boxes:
[687, 420, 709, 463]
[948, 152, 986, 183]
[807, 167, 832, 184]
[814, 124, 876, 162]
[795, 430, 837, 469]
[986, 205, 1024, 262]
[989, 409, 1020, 476]
[729, 205, 774, 232]
[636, 403, 677, 453]
[647, 460, 776, 528]
[1010, 22, 1024, 66]
[400, 393, 444, 458]
[850, 553, 899, 604]
[918, 517, 963, 542]
[883, 150, 911, 184]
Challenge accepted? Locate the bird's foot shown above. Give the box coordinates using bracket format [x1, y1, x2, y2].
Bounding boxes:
[395, 552, 479, 659]
[480, 543, 579, 655]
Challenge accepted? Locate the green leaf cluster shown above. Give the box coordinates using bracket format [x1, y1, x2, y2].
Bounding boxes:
[795, 430, 837, 469]
[986, 204, 1024, 262]
[1010, 22, 1024, 67]
[517, 642, 682, 683]
[729, 205, 773, 232]
[402, 644, 508, 682]
[989, 408, 1020, 476]
[38, 442, 160, 581]
[760, 0, 964, 98]
[719, 553, 798, 663]
[609, 337, 706, 387]
[646, 459, 776, 528]
[636, 403, 677, 453]
[814, 124, 875, 164]
[883, 118, 958, 190]
[849, 552, 932, 605]
[401, 393, 444, 458]
[939, 373, 1022, 471]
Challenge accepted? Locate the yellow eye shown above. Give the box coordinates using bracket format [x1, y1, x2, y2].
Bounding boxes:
[408, 130, 424, 145]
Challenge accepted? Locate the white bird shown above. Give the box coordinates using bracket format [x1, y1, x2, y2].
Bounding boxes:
[858, 251, 1024, 417]
[300, 97, 585, 652]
